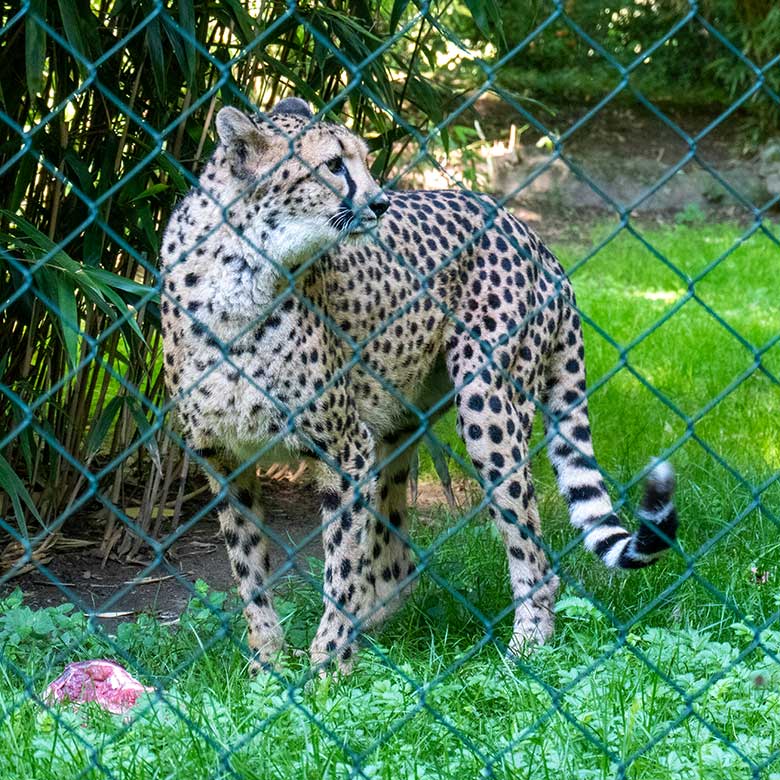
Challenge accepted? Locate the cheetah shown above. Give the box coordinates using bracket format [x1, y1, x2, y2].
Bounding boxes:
[160, 98, 678, 673]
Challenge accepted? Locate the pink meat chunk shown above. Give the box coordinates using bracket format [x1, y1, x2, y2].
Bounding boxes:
[43, 660, 154, 714]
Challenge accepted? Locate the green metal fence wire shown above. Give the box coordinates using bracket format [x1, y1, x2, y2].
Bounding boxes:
[1, 0, 779, 778]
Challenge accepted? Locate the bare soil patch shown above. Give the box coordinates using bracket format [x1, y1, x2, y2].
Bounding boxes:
[2, 480, 324, 632]
[410, 99, 774, 242]
[2, 478, 478, 632]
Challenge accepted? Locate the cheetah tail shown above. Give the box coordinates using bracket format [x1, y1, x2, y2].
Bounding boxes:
[544, 356, 678, 570]
[597, 460, 678, 569]
[550, 435, 677, 569]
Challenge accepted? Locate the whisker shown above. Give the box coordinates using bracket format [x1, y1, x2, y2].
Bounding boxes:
[329, 208, 354, 232]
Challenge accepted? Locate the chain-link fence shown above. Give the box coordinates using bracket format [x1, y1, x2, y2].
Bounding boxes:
[1, 1, 779, 778]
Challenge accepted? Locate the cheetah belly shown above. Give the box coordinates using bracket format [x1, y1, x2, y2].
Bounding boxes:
[185, 377, 305, 461]
[356, 352, 453, 438]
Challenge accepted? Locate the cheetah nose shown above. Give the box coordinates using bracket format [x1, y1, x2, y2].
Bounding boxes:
[369, 194, 389, 219]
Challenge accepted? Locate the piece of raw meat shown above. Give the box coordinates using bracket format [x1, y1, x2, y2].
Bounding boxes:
[43, 659, 153, 714]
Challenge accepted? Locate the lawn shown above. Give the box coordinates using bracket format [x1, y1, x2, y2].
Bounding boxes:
[1, 221, 779, 780]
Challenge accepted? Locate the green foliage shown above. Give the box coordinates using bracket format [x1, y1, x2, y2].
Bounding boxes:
[0, 455, 40, 535]
[707, 0, 780, 145]
[0, 0, 496, 539]
[1, 554, 779, 779]
[0, 590, 106, 665]
[674, 202, 707, 226]
[494, 0, 779, 140]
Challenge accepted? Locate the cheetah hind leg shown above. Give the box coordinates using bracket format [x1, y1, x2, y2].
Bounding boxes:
[454, 383, 560, 654]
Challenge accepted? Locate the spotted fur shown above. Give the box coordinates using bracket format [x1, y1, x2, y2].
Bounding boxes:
[160, 99, 678, 673]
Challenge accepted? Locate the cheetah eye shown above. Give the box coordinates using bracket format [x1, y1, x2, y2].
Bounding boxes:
[326, 156, 346, 175]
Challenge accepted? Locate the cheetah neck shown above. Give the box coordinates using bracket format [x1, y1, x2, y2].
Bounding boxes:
[194, 163, 327, 318]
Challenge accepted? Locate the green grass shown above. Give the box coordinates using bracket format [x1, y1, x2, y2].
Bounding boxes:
[1, 222, 779, 779]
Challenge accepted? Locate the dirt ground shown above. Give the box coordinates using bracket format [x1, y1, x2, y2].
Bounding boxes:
[2, 101, 772, 628]
[2, 477, 472, 633]
[455, 98, 772, 242]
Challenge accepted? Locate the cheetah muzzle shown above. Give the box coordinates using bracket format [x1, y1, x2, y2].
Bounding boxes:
[160, 98, 679, 675]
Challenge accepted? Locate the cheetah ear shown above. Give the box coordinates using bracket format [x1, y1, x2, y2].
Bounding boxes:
[270, 97, 313, 119]
[216, 107, 263, 147]
[216, 107, 273, 178]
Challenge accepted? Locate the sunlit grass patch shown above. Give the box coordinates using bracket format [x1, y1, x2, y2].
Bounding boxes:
[2, 222, 778, 779]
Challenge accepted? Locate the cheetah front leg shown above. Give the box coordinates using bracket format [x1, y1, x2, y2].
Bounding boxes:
[360, 437, 419, 629]
[199, 454, 284, 670]
[309, 423, 378, 674]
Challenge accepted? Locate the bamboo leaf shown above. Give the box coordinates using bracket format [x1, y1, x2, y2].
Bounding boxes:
[255, 54, 324, 108]
[463, 0, 505, 46]
[137, 202, 160, 256]
[145, 18, 167, 99]
[25, 0, 47, 99]
[220, 0, 259, 42]
[130, 183, 170, 203]
[10, 155, 36, 215]
[90, 280, 148, 344]
[85, 267, 156, 299]
[126, 397, 162, 475]
[2, 214, 146, 342]
[9, 407, 35, 477]
[158, 155, 189, 194]
[0, 453, 41, 534]
[57, 0, 90, 74]
[82, 224, 104, 266]
[178, 0, 196, 84]
[403, 76, 444, 123]
[389, 0, 411, 34]
[162, 13, 189, 85]
[440, 125, 450, 155]
[86, 395, 125, 459]
[63, 150, 96, 197]
[51, 269, 81, 370]
[0, 210, 155, 298]
[95, 134, 119, 196]
[64, 269, 146, 344]
[0, 209, 70, 261]
[32, 266, 79, 370]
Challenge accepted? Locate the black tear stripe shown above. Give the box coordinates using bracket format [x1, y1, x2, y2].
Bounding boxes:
[333, 165, 358, 231]
[343, 165, 357, 203]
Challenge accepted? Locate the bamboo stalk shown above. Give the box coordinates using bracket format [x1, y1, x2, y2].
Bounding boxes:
[99, 403, 130, 559]
[152, 433, 177, 539]
[172, 450, 190, 530]
[2, 0, 453, 555]
[172, 89, 193, 161]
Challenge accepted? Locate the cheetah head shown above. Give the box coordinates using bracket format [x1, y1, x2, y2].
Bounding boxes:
[213, 99, 388, 266]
